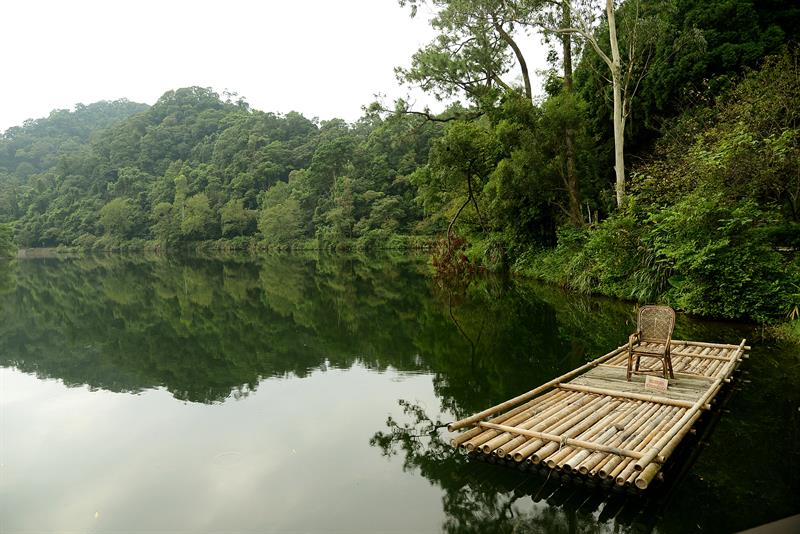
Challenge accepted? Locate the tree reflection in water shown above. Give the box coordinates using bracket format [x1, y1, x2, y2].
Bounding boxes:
[369, 277, 699, 533]
[4, 252, 790, 532]
[370, 397, 673, 534]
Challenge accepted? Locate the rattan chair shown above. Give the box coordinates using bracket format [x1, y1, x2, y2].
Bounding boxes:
[626, 305, 676, 381]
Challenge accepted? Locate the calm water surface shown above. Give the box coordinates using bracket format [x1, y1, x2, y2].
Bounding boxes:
[0, 253, 797, 533]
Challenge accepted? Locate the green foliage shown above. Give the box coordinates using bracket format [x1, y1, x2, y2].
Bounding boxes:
[396, 0, 512, 107]
[219, 198, 255, 237]
[1, 4, 798, 323]
[258, 182, 304, 247]
[1, 86, 442, 251]
[575, 0, 799, 155]
[412, 119, 501, 243]
[180, 193, 215, 239]
[99, 197, 136, 238]
[0, 223, 16, 258]
[150, 202, 179, 245]
[0, 100, 148, 178]
[648, 191, 791, 320]
[521, 49, 800, 322]
[773, 319, 800, 345]
[524, 195, 797, 322]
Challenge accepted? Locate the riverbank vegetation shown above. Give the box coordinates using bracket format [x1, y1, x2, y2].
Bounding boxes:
[0, 0, 798, 325]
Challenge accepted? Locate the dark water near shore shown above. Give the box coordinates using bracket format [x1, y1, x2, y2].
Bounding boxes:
[0, 253, 797, 533]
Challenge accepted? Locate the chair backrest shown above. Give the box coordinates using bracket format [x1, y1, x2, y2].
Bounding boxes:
[637, 305, 676, 343]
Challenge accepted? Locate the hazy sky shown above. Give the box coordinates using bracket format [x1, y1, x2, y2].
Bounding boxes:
[1, 0, 548, 132]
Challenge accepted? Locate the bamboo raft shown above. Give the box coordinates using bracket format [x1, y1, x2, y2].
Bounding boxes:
[448, 339, 749, 490]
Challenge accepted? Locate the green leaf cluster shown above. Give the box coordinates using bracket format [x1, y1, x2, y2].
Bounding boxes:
[522, 49, 800, 322]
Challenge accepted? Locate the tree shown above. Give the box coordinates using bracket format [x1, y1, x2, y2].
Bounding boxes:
[0, 223, 16, 258]
[258, 182, 305, 246]
[99, 197, 135, 238]
[548, 0, 671, 207]
[151, 202, 179, 244]
[553, 0, 583, 224]
[180, 193, 215, 239]
[397, 0, 534, 108]
[399, 0, 588, 223]
[414, 120, 501, 248]
[220, 198, 255, 237]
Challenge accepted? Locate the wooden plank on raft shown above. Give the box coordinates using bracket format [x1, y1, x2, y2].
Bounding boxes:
[597, 363, 717, 382]
[574, 365, 712, 396]
[556, 383, 711, 410]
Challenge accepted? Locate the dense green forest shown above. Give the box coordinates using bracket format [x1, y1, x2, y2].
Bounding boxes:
[0, 0, 798, 324]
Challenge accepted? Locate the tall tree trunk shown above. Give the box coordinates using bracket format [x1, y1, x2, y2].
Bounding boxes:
[493, 19, 532, 100]
[607, 0, 625, 207]
[561, 0, 582, 225]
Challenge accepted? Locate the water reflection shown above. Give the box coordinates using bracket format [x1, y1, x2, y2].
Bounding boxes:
[370, 397, 669, 534]
[0, 253, 797, 533]
[0, 254, 434, 402]
[0, 253, 638, 409]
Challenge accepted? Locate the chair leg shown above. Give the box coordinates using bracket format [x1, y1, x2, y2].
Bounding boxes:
[626, 349, 633, 381]
[661, 357, 668, 379]
[667, 355, 674, 379]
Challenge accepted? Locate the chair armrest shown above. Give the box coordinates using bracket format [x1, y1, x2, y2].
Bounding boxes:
[628, 331, 641, 346]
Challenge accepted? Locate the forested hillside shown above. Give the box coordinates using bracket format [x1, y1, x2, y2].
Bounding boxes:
[0, 89, 439, 250]
[0, 0, 798, 324]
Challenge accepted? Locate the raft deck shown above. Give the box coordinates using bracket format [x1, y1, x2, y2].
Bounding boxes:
[448, 339, 749, 490]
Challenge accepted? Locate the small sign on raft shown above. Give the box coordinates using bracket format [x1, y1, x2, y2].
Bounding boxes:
[645, 375, 669, 392]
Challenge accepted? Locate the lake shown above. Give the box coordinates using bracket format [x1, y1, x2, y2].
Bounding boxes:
[0, 253, 797, 533]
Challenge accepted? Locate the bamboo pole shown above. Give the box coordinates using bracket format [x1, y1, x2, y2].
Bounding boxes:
[634, 374, 723, 469]
[461, 390, 575, 451]
[598, 406, 680, 479]
[683, 347, 712, 374]
[706, 346, 739, 378]
[546, 401, 642, 470]
[691, 349, 728, 376]
[544, 403, 639, 473]
[492, 393, 595, 456]
[670, 340, 750, 350]
[480, 419, 646, 460]
[606, 350, 629, 367]
[589, 404, 674, 477]
[613, 408, 684, 484]
[576, 402, 663, 475]
[635, 339, 745, 472]
[453, 389, 565, 448]
[531, 400, 624, 464]
[634, 410, 703, 489]
[673, 344, 704, 374]
[596, 363, 716, 382]
[705, 356, 725, 378]
[508, 396, 619, 461]
[557, 383, 706, 409]
[491, 394, 609, 456]
[695, 348, 723, 374]
[561, 401, 648, 472]
[448, 345, 627, 431]
[540, 400, 629, 467]
[480, 392, 592, 454]
[613, 408, 687, 485]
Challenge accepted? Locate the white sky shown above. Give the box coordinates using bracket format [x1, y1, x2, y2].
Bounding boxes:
[0, 0, 549, 132]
